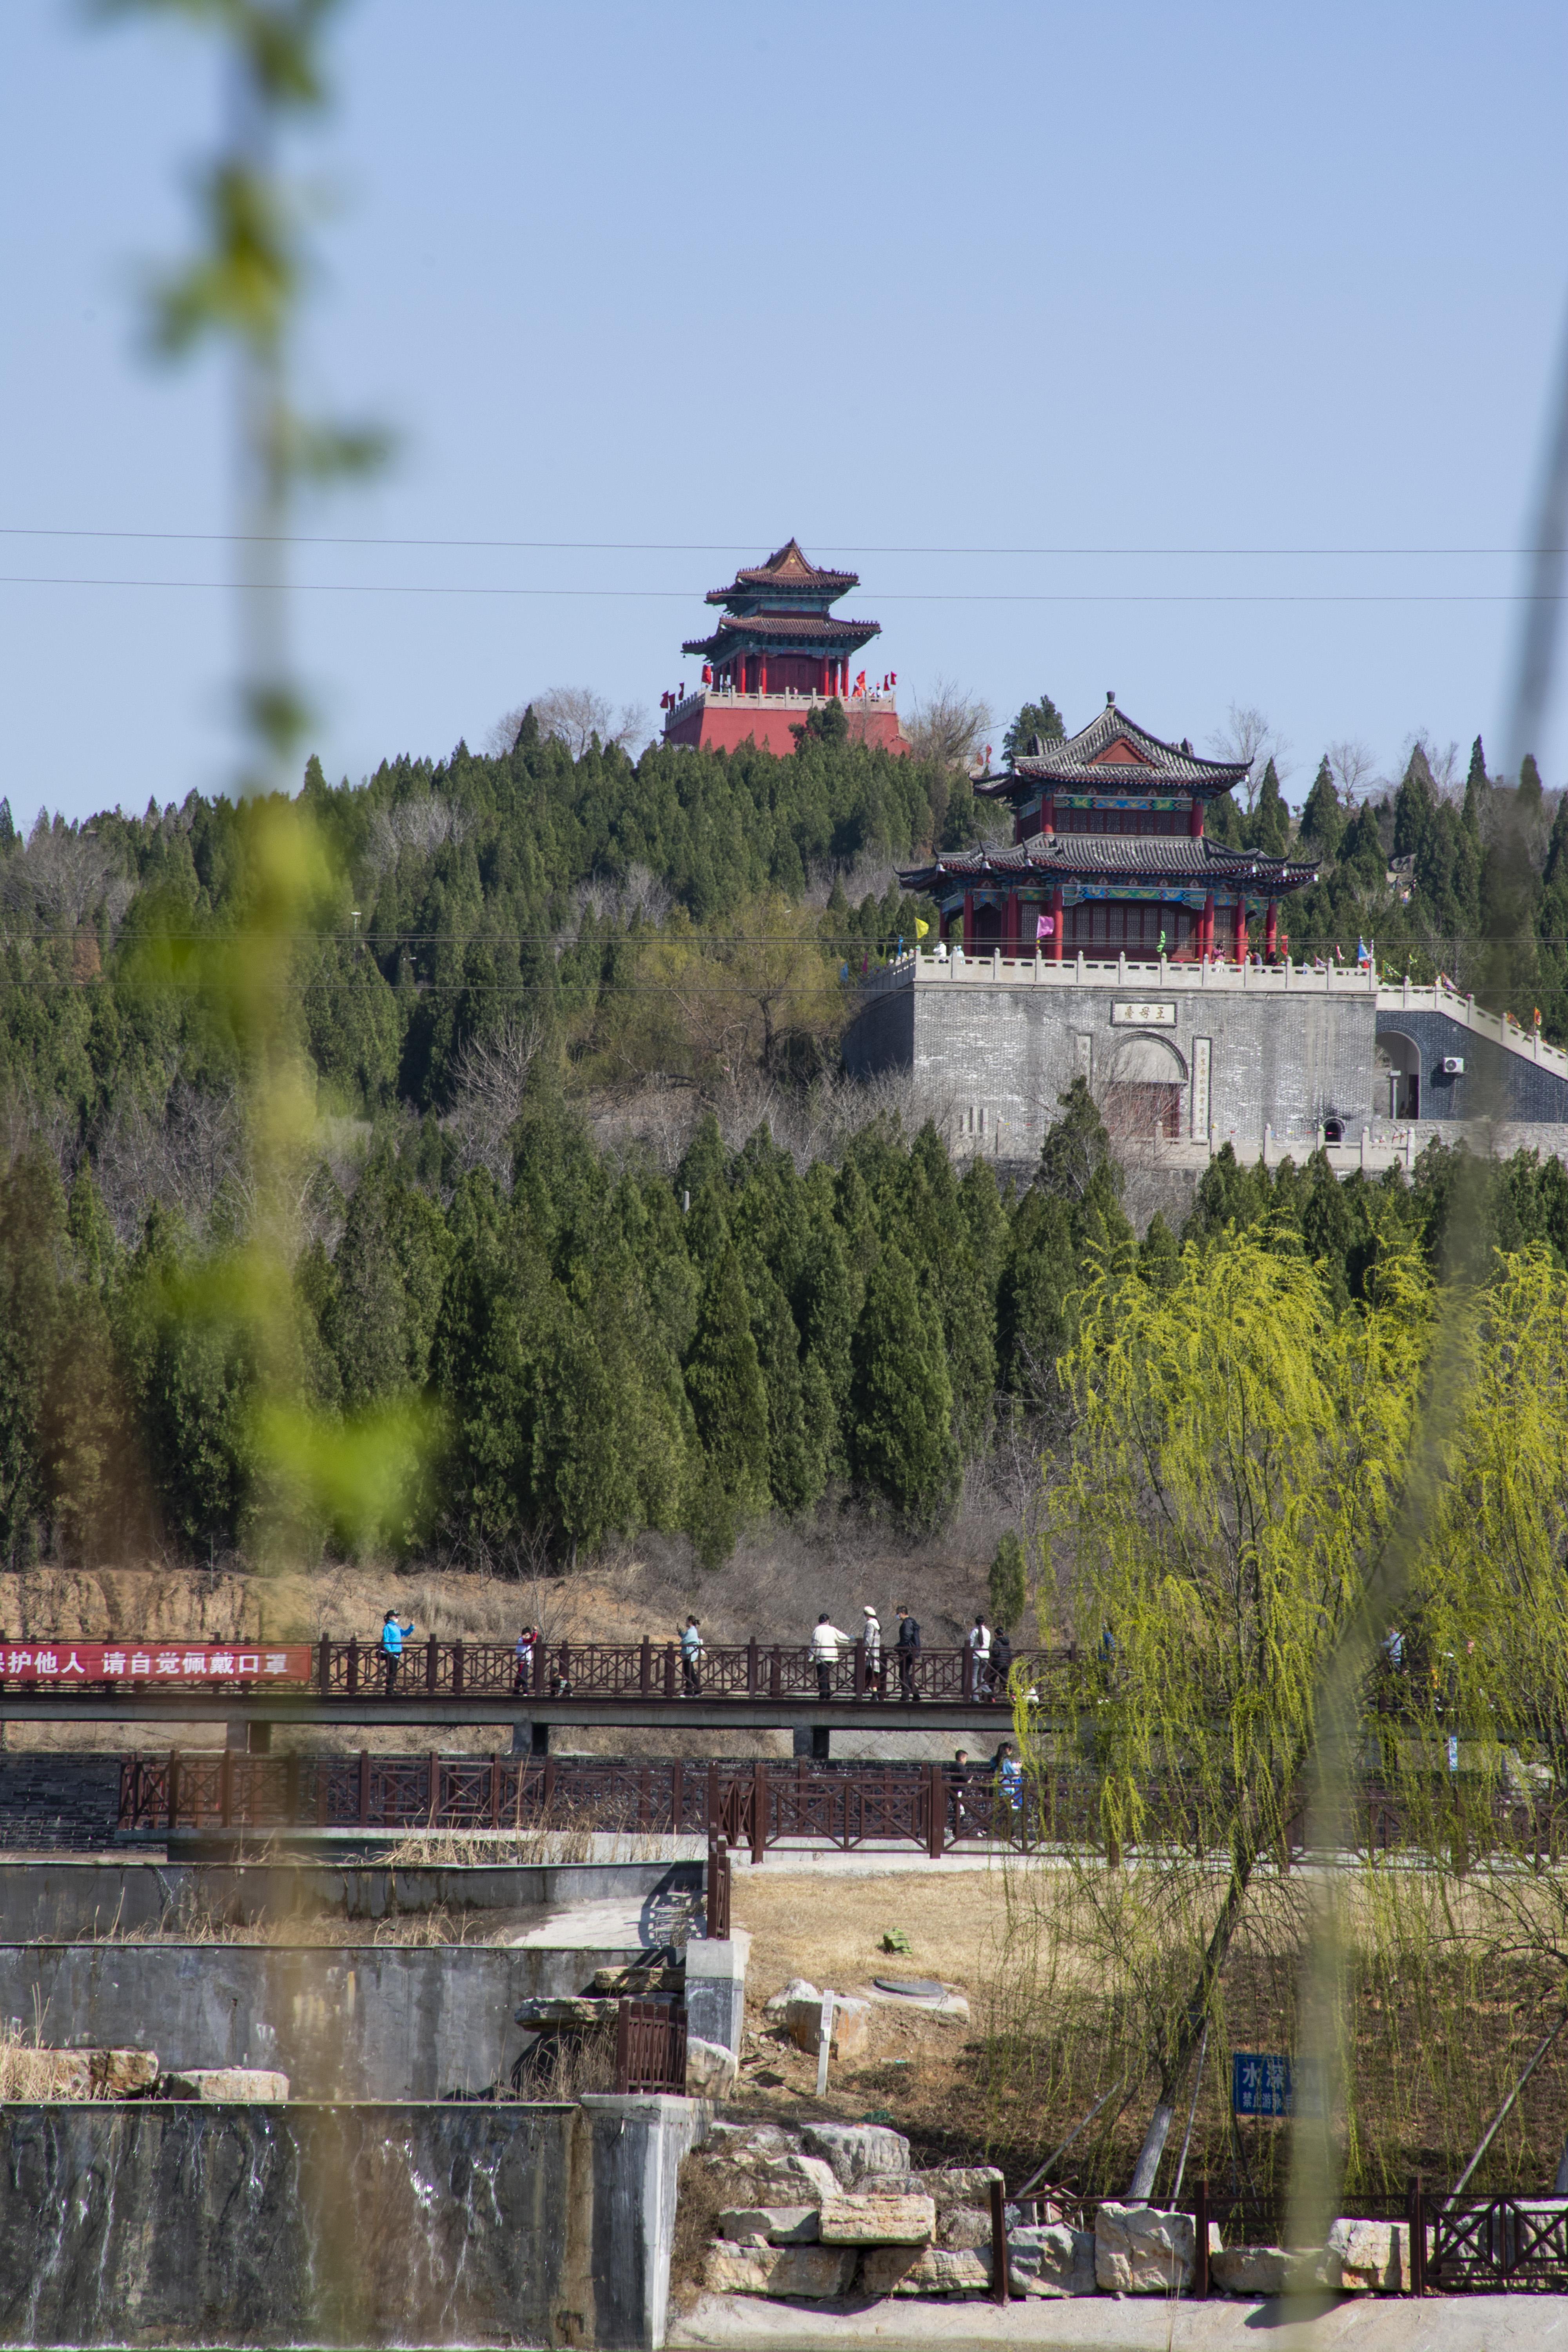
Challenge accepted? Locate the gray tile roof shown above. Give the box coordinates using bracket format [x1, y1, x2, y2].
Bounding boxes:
[683, 612, 880, 655]
[898, 834, 1318, 890]
[976, 697, 1251, 796]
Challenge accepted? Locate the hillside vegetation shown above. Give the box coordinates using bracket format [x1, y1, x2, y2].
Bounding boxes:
[1, 713, 1566, 1579]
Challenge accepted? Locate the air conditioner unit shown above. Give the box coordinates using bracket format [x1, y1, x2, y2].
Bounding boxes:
[1442, 1056, 1464, 1076]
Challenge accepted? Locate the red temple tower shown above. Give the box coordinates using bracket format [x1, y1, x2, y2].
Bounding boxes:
[661, 539, 911, 757]
[898, 695, 1316, 961]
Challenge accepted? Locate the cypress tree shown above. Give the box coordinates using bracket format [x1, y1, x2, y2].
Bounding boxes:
[989, 1530, 1028, 1633]
[684, 1242, 769, 1559]
[1463, 737, 1488, 838]
[1245, 758, 1290, 856]
[1393, 749, 1436, 859]
[1519, 753, 1544, 811]
[1299, 757, 1344, 857]
[849, 1243, 959, 1527]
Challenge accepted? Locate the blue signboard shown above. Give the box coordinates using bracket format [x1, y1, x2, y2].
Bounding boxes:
[1232, 2052, 1323, 2118]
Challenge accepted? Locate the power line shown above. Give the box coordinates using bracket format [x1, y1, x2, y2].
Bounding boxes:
[0, 525, 1560, 559]
[1, 575, 1564, 606]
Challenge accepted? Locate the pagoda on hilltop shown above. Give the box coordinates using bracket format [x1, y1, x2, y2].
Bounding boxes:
[898, 695, 1317, 961]
[661, 539, 911, 756]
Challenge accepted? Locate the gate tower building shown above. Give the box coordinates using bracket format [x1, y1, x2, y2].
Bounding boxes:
[662, 539, 910, 757]
[898, 694, 1315, 962]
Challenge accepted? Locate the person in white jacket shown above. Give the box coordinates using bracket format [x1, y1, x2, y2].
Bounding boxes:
[812, 1613, 851, 1701]
[862, 1604, 884, 1698]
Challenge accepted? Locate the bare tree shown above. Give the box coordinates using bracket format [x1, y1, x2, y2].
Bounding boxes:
[905, 678, 994, 769]
[448, 1013, 546, 1180]
[572, 862, 673, 929]
[1210, 704, 1292, 813]
[1327, 739, 1377, 803]
[96, 1083, 248, 1244]
[488, 689, 648, 760]
[367, 795, 468, 871]
[2, 816, 129, 932]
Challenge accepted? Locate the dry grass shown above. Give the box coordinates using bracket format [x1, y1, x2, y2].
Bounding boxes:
[732, 1863, 1010, 2005]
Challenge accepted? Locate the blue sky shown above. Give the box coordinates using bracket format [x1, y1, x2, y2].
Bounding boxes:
[4, 0, 1568, 829]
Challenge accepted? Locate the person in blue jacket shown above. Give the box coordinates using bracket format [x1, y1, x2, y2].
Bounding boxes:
[381, 1607, 414, 1695]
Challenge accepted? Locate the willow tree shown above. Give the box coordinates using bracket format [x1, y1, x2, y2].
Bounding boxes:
[1019, 1227, 1430, 2198]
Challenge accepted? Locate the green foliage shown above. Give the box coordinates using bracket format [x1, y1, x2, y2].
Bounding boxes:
[989, 1530, 1028, 1632]
[849, 1243, 960, 1529]
[1002, 694, 1065, 764]
[1298, 756, 1343, 857]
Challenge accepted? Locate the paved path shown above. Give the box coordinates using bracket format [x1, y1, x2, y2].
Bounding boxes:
[672, 2289, 1568, 2350]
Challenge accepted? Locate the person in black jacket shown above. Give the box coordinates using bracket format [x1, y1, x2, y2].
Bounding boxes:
[987, 1625, 1013, 1702]
[895, 1605, 921, 1700]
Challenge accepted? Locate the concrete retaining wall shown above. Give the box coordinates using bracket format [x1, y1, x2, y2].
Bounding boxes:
[0, 1943, 649, 2100]
[0, 1857, 701, 1942]
[0, 2094, 704, 2347]
[846, 970, 1380, 1152]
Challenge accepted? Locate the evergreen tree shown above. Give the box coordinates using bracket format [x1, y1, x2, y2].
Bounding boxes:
[849, 1243, 959, 1526]
[1299, 757, 1344, 857]
[684, 1243, 769, 1561]
[1392, 748, 1436, 859]
[1002, 694, 1065, 764]
[1243, 758, 1290, 856]
[989, 1530, 1027, 1633]
[1520, 753, 1545, 810]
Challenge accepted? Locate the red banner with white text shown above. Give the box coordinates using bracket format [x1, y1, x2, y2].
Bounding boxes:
[0, 1643, 314, 1683]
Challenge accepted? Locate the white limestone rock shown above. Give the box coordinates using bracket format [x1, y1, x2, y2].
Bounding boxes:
[684, 2036, 739, 2096]
[859, 2245, 988, 2296]
[718, 2207, 820, 2246]
[1328, 2217, 1408, 2292]
[939, 2205, 992, 2249]
[913, 2164, 1004, 2207]
[800, 2122, 912, 2185]
[701, 2244, 856, 2298]
[763, 1977, 821, 2023]
[1094, 2201, 1220, 2293]
[747, 2153, 840, 2204]
[1007, 2224, 1098, 2297]
[784, 1993, 871, 2059]
[162, 2068, 289, 2104]
[818, 2192, 936, 2247]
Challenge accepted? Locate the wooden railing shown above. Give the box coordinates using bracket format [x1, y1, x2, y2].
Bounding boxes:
[2, 1635, 1071, 1708]
[613, 1997, 687, 2096]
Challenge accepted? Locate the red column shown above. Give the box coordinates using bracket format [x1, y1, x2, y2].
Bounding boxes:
[1189, 795, 1203, 838]
[1202, 892, 1214, 959]
[1042, 796, 1055, 838]
[759, 657, 768, 695]
[1264, 900, 1279, 959]
[1051, 884, 1064, 962]
[1232, 899, 1248, 963]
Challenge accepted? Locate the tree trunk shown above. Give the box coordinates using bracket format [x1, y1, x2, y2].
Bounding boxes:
[1124, 1798, 1279, 2200]
[1127, 2099, 1176, 2201]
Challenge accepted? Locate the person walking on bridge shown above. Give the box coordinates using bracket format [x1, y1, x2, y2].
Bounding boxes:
[895, 1605, 921, 1699]
[812, 1613, 850, 1701]
[862, 1604, 885, 1697]
[381, 1608, 414, 1696]
[681, 1615, 704, 1696]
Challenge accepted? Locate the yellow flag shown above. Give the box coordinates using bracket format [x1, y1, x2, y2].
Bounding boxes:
[914, 917, 929, 938]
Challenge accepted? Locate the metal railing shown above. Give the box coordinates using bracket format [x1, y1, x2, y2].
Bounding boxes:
[4, 1635, 1070, 1708]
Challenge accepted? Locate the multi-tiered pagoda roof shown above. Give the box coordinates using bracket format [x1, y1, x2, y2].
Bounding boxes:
[682, 539, 880, 671]
[662, 538, 909, 758]
[898, 694, 1316, 964]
